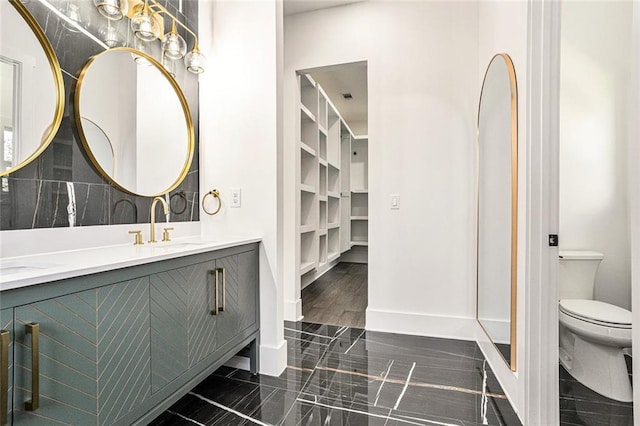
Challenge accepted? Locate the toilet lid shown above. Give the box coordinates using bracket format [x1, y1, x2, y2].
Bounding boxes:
[560, 299, 632, 327]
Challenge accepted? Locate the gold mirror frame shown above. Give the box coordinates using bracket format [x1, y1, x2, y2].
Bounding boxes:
[476, 53, 518, 371]
[74, 47, 195, 197]
[0, 0, 65, 177]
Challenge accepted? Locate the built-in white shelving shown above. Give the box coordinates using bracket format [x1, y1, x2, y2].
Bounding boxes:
[297, 74, 368, 280]
[349, 138, 369, 257]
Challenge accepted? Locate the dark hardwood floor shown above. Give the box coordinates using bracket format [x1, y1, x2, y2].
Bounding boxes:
[301, 262, 367, 328]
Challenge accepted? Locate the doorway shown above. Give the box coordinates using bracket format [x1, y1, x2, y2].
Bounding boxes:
[297, 62, 369, 329]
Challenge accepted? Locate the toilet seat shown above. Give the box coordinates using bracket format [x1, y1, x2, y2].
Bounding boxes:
[559, 299, 632, 329]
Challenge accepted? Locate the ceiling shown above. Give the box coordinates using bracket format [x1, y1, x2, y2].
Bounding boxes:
[284, 1, 368, 135]
[283, 0, 364, 17]
[309, 62, 368, 136]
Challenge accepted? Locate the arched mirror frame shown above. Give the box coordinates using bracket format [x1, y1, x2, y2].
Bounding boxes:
[476, 53, 518, 371]
[73, 47, 195, 197]
[0, 0, 65, 177]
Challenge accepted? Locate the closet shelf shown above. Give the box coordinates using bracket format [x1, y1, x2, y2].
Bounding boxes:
[351, 189, 368, 194]
[300, 142, 316, 157]
[300, 224, 315, 234]
[328, 222, 340, 229]
[319, 158, 328, 167]
[300, 184, 316, 194]
[300, 261, 316, 275]
[350, 216, 368, 221]
[328, 192, 340, 199]
[350, 241, 368, 247]
[300, 104, 316, 123]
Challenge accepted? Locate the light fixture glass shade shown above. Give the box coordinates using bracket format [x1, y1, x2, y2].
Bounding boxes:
[162, 22, 187, 60]
[132, 38, 152, 66]
[184, 49, 205, 74]
[94, 0, 128, 20]
[61, 0, 89, 33]
[130, 3, 159, 41]
[99, 21, 125, 47]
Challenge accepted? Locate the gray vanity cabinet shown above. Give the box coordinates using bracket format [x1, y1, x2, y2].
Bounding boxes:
[1, 309, 13, 426]
[1, 242, 259, 425]
[149, 249, 259, 392]
[9, 278, 150, 426]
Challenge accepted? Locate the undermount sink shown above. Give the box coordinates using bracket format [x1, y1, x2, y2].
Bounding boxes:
[151, 241, 208, 251]
[0, 261, 58, 275]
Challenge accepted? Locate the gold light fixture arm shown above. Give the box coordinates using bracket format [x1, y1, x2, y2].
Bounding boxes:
[145, 0, 199, 47]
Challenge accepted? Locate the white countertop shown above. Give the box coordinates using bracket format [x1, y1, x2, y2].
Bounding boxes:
[0, 236, 261, 291]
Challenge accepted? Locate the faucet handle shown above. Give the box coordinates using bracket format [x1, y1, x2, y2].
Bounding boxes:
[162, 227, 174, 242]
[128, 230, 144, 245]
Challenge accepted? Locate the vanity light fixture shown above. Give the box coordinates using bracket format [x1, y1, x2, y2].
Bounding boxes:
[94, 0, 206, 74]
[130, 0, 160, 42]
[99, 20, 125, 47]
[162, 20, 187, 60]
[60, 0, 89, 33]
[94, 0, 129, 21]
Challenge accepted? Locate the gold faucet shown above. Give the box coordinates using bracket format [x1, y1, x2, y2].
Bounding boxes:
[149, 196, 169, 243]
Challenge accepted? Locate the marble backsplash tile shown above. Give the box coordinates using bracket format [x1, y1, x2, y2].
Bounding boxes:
[2, 0, 200, 231]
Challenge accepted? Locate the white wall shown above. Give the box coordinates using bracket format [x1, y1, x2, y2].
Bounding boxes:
[284, 2, 479, 337]
[559, 2, 633, 310]
[198, 0, 287, 376]
[476, 1, 528, 421]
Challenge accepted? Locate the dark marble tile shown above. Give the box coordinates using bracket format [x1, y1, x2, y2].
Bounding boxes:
[559, 365, 633, 426]
[283, 395, 395, 426]
[151, 322, 522, 426]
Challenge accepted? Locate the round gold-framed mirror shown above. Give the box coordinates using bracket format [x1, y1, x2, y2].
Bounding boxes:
[74, 47, 194, 197]
[476, 53, 518, 371]
[0, 0, 65, 177]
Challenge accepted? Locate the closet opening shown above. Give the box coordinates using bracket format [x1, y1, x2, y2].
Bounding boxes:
[296, 61, 368, 328]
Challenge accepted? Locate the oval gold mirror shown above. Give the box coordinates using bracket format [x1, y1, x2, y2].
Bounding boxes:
[0, 0, 64, 177]
[74, 47, 194, 197]
[477, 53, 518, 371]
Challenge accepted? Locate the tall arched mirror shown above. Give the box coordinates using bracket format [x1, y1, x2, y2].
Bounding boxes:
[477, 53, 518, 371]
[0, 0, 64, 177]
[74, 47, 194, 197]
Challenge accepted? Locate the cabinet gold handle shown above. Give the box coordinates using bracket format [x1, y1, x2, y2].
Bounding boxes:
[217, 268, 226, 312]
[209, 270, 218, 315]
[25, 323, 39, 411]
[1, 330, 8, 425]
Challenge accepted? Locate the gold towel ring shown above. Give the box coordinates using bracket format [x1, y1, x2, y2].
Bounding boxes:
[202, 189, 222, 215]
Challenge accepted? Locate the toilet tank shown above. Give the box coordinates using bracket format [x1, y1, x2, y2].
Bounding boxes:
[559, 250, 604, 300]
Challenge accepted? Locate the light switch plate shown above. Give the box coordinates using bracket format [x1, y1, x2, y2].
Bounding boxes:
[230, 188, 241, 208]
[391, 194, 400, 209]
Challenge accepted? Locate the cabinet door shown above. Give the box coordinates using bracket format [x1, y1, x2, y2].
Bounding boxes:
[215, 250, 258, 351]
[12, 278, 150, 425]
[185, 261, 219, 368]
[1, 309, 13, 425]
[149, 266, 193, 391]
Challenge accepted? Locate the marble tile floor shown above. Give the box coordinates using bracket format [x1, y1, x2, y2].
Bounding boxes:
[559, 364, 633, 426]
[151, 321, 521, 425]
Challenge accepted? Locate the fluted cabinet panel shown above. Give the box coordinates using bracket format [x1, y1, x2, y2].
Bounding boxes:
[1, 309, 13, 425]
[149, 268, 191, 392]
[97, 278, 150, 425]
[12, 278, 150, 425]
[187, 261, 218, 368]
[216, 251, 258, 351]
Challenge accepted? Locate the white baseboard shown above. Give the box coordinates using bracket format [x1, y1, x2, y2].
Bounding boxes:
[366, 308, 476, 341]
[259, 339, 287, 376]
[284, 298, 303, 321]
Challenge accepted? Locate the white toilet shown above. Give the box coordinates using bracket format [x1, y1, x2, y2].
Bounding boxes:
[558, 250, 632, 402]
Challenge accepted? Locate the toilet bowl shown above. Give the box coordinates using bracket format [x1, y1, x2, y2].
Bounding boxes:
[559, 299, 632, 402]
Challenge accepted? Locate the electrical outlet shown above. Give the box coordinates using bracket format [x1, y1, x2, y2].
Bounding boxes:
[230, 188, 241, 208]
